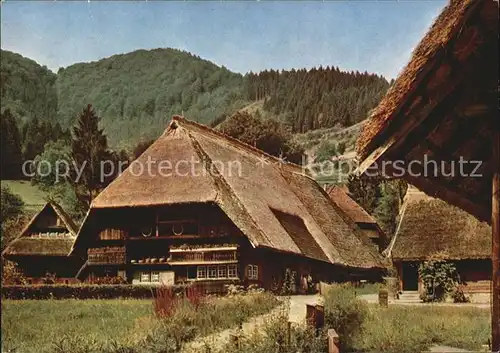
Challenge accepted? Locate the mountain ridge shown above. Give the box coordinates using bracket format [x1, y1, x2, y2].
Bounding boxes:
[1, 47, 388, 150]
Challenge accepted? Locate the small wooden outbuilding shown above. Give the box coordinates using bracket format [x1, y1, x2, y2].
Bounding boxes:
[388, 187, 491, 294]
[356, 0, 498, 348]
[2, 202, 83, 283]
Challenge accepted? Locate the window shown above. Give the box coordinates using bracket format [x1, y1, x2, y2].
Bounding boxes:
[151, 271, 160, 283]
[197, 266, 207, 279]
[247, 265, 259, 280]
[218, 265, 227, 278]
[228, 264, 238, 279]
[194, 265, 237, 280]
[208, 266, 217, 279]
[140, 272, 150, 282]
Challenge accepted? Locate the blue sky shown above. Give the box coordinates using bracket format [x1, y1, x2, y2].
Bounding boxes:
[1, 1, 446, 79]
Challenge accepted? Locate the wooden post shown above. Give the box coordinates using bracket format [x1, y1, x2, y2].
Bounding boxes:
[492, 129, 500, 351]
[378, 289, 389, 307]
[327, 329, 340, 353]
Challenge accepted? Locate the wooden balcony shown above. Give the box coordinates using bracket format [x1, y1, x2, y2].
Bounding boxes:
[88, 246, 126, 265]
[168, 245, 238, 265]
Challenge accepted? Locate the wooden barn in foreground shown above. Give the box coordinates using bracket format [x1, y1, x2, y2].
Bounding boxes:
[355, 0, 498, 347]
[71, 116, 386, 292]
[387, 187, 491, 294]
[327, 186, 387, 251]
[2, 202, 83, 283]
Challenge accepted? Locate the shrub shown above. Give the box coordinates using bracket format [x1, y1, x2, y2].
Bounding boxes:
[1, 260, 28, 285]
[153, 292, 280, 352]
[153, 286, 179, 318]
[208, 309, 326, 353]
[2, 284, 187, 300]
[280, 269, 296, 295]
[323, 283, 369, 350]
[451, 285, 470, 303]
[91, 275, 128, 285]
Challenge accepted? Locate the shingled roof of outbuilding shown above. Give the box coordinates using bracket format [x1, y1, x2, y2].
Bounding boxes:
[75, 116, 385, 269]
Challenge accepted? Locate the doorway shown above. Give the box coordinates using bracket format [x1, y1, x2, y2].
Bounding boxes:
[402, 262, 419, 291]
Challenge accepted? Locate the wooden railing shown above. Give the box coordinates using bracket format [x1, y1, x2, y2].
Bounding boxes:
[99, 228, 126, 240]
[88, 246, 126, 264]
[169, 247, 238, 264]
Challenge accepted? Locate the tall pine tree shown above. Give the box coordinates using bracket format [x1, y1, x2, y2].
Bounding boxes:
[71, 104, 111, 209]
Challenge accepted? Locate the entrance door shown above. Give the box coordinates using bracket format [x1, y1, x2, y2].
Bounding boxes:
[402, 262, 419, 291]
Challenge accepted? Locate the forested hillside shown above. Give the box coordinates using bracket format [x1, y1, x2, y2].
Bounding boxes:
[56, 48, 247, 146]
[0, 50, 58, 124]
[245, 68, 389, 132]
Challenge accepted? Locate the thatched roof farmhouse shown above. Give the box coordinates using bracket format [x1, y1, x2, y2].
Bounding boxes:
[72, 116, 386, 291]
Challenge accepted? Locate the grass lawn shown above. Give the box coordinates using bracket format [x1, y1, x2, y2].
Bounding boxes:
[1, 299, 153, 353]
[356, 305, 491, 353]
[1, 293, 279, 353]
[1, 180, 48, 210]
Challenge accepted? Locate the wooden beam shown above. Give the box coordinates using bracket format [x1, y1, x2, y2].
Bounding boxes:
[492, 128, 500, 351]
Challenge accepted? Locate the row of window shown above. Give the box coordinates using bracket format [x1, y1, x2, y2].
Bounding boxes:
[139, 264, 259, 283]
[140, 271, 161, 283]
[188, 264, 259, 280]
[194, 264, 238, 279]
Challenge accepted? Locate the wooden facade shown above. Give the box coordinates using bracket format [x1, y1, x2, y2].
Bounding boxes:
[394, 259, 491, 295]
[2, 202, 82, 283]
[77, 203, 381, 291]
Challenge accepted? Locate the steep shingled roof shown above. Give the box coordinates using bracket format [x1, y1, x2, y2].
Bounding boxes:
[392, 189, 491, 261]
[76, 116, 385, 269]
[2, 202, 77, 257]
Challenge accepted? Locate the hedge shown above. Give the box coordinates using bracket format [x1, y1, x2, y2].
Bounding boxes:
[1, 284, 189, 300]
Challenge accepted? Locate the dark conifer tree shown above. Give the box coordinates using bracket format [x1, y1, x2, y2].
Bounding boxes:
[70, 104, 111, 209]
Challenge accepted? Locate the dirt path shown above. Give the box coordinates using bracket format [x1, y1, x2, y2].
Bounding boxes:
[182, 295, 321, 352]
